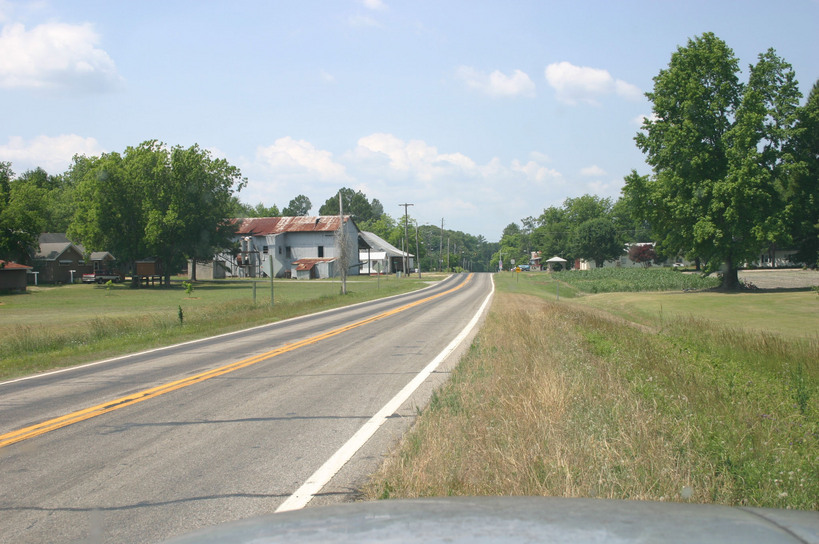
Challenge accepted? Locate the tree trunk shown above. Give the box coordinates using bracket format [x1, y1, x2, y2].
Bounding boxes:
[129, 260, 140, 288]
[722, 254, 740, 290]
[190, 260, 198, 282]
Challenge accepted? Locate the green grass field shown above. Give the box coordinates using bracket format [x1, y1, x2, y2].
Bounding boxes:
[0, 274, 441, 380]
[366, 270, 818, 510]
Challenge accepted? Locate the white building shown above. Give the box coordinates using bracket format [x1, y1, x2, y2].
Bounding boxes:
[358, 231, 414, 275]
[221, 216, 367, 279]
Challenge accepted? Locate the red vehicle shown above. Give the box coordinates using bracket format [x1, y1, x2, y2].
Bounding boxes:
[81, 270, 123, 284]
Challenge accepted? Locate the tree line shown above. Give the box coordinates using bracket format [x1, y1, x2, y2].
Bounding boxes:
[497, 33, 818, 287]
[4, 34, 814, 288]
[1, 149, 499, 280]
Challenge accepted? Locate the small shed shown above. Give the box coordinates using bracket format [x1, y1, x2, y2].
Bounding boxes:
[358, 231, 413, 274]
[545, 255, 567, 272]
[291, 258, 336, 280]
[0, 260, 32, 291]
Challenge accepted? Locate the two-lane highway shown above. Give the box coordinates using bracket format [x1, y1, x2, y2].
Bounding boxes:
[0, 273, 493, 543]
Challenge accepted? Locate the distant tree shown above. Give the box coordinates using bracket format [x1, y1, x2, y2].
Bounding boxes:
[282, 194, 311, 216]
[628, 244, 657, 268]
[493, 222, 529, 270]
[787, 79, 819, 268]
[572, 217, 622, 268]
[612, 175, 654, 244]
[319, 188, 377, 222]
[531, 206, 571, 262]
[358, 213, 397, 240]
[69, 151, 146, 284]
[370, 198, 384, 218]
[0, 162, 50, 263]
[631, 33, 802, 289]
[253, 202, 280, 217]
[70, 141, 245, 285]
[227, 197, 256, 218]
[563, 194, 612, 226]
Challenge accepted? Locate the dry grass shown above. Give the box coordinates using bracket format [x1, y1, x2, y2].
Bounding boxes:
[364, 292, 818, 509]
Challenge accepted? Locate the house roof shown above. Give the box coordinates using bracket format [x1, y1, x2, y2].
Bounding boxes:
[233, 216, 353, 235]
[34, 242, 83, 261]
[90, 251, 115, 261]
[0, 260, 32, 270]
[359, 231, 413, 258]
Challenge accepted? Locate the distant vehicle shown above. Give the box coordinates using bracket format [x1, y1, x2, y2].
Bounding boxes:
[82, 270, 123, 284]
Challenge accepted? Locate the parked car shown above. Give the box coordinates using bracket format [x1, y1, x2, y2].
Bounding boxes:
[82, 270, 123, 284]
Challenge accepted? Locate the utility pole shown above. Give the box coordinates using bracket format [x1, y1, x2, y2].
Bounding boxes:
[338, 191, 347, 294]
[415, 220, 421, 278]
[399, 203, 413, 275]
[439, 218, 444, 272]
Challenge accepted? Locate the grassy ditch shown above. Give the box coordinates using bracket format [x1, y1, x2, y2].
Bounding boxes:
[0, 275, 440, 380]
[364, 274, 818, 510]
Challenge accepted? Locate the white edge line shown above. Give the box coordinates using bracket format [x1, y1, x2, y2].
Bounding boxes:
[275, 274, 495, 513]
[0, 276, 457, 387]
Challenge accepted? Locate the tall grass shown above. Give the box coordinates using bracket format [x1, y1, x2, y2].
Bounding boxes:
[364, 292, 818, 509]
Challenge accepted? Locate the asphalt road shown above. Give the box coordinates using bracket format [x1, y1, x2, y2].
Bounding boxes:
[0, 272, 494, 544]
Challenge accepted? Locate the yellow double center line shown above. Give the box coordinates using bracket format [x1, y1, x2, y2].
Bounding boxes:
[0, 274, 473, 449]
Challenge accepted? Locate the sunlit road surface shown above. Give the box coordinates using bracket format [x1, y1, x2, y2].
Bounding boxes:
[0, 273, 493, 543]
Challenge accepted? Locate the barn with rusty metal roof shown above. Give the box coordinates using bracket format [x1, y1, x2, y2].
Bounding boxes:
[219, 216, 369, 279]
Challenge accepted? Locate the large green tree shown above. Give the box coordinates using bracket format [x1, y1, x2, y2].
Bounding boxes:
[787, 80, 819, 267]
[282, 194, 311, 216]
[319, 188, 379, 222]
[572, 217, 622, 268]
[0, 162, 48, 263]
[630, 33, 802, 288]
[69, 141, 245, 285]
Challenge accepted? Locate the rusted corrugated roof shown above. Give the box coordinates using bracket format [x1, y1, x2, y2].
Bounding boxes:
[233, 216, 349, 235]
[292, 257, 336, 271]
[0, 260, 32, 270]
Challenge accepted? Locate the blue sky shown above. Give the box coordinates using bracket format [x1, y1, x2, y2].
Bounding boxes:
[1, 0, 817, 241]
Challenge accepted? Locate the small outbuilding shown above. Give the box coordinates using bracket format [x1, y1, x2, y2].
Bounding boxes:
[358, 231, 413, 274]
[544, 255, 568, 272]
[0, 260, 33, 291]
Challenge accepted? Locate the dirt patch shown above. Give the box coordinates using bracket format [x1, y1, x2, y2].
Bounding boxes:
[738, 269, 819, 289]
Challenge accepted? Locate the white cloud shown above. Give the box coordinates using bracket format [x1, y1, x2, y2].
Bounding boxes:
[545, 61, 640, 105]
[360, 0, 387, 10]
[580, 165, 606, 177]
[511, 159, 563, 184]
[320, 70, 336, 83]
[456, 66, 535, 98]
[354, 133, 477, 182]
[0, 134, 104, 173]
[0, 21, 122, 90]
[255, 137, 351, 182]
